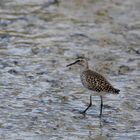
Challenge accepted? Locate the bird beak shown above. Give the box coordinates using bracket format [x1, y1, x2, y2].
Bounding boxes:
[66, 60, 80, 67]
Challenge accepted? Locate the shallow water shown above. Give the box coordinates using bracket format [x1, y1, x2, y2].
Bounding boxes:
[0, 0, 140, 139]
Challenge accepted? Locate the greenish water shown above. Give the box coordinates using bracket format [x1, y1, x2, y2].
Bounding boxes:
[0, 0, 140, 139]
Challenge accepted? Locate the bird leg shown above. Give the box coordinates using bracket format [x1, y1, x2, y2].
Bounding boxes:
[82, 95, 92, 114]
[100, 96, 103, 118]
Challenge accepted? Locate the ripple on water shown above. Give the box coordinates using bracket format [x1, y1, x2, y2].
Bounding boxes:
[0, 0, 140, 140]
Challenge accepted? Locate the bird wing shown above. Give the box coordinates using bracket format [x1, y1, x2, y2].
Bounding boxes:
[82, 70, 113, 92]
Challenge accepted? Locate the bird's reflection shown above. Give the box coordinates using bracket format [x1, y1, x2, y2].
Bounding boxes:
[87, 117, 109, 140]
[99, 117, 104, 137]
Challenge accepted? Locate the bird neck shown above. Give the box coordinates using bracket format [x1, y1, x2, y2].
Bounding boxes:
[80, 64, 89, 73]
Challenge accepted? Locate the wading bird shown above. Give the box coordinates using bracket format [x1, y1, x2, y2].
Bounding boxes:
[66, 57, 120, 118]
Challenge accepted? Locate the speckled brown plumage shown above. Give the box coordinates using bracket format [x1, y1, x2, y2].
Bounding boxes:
[81, 70, 120, 94]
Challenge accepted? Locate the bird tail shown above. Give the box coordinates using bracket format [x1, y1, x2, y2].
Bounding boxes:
[111, 88, 120, 94]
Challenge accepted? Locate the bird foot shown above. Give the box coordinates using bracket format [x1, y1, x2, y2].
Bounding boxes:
[79, 110, 86, 115]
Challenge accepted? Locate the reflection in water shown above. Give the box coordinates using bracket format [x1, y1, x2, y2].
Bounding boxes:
[87, 118, 109, 140]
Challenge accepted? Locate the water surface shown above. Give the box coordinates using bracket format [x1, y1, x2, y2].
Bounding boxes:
[0, 0, 140, 139]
